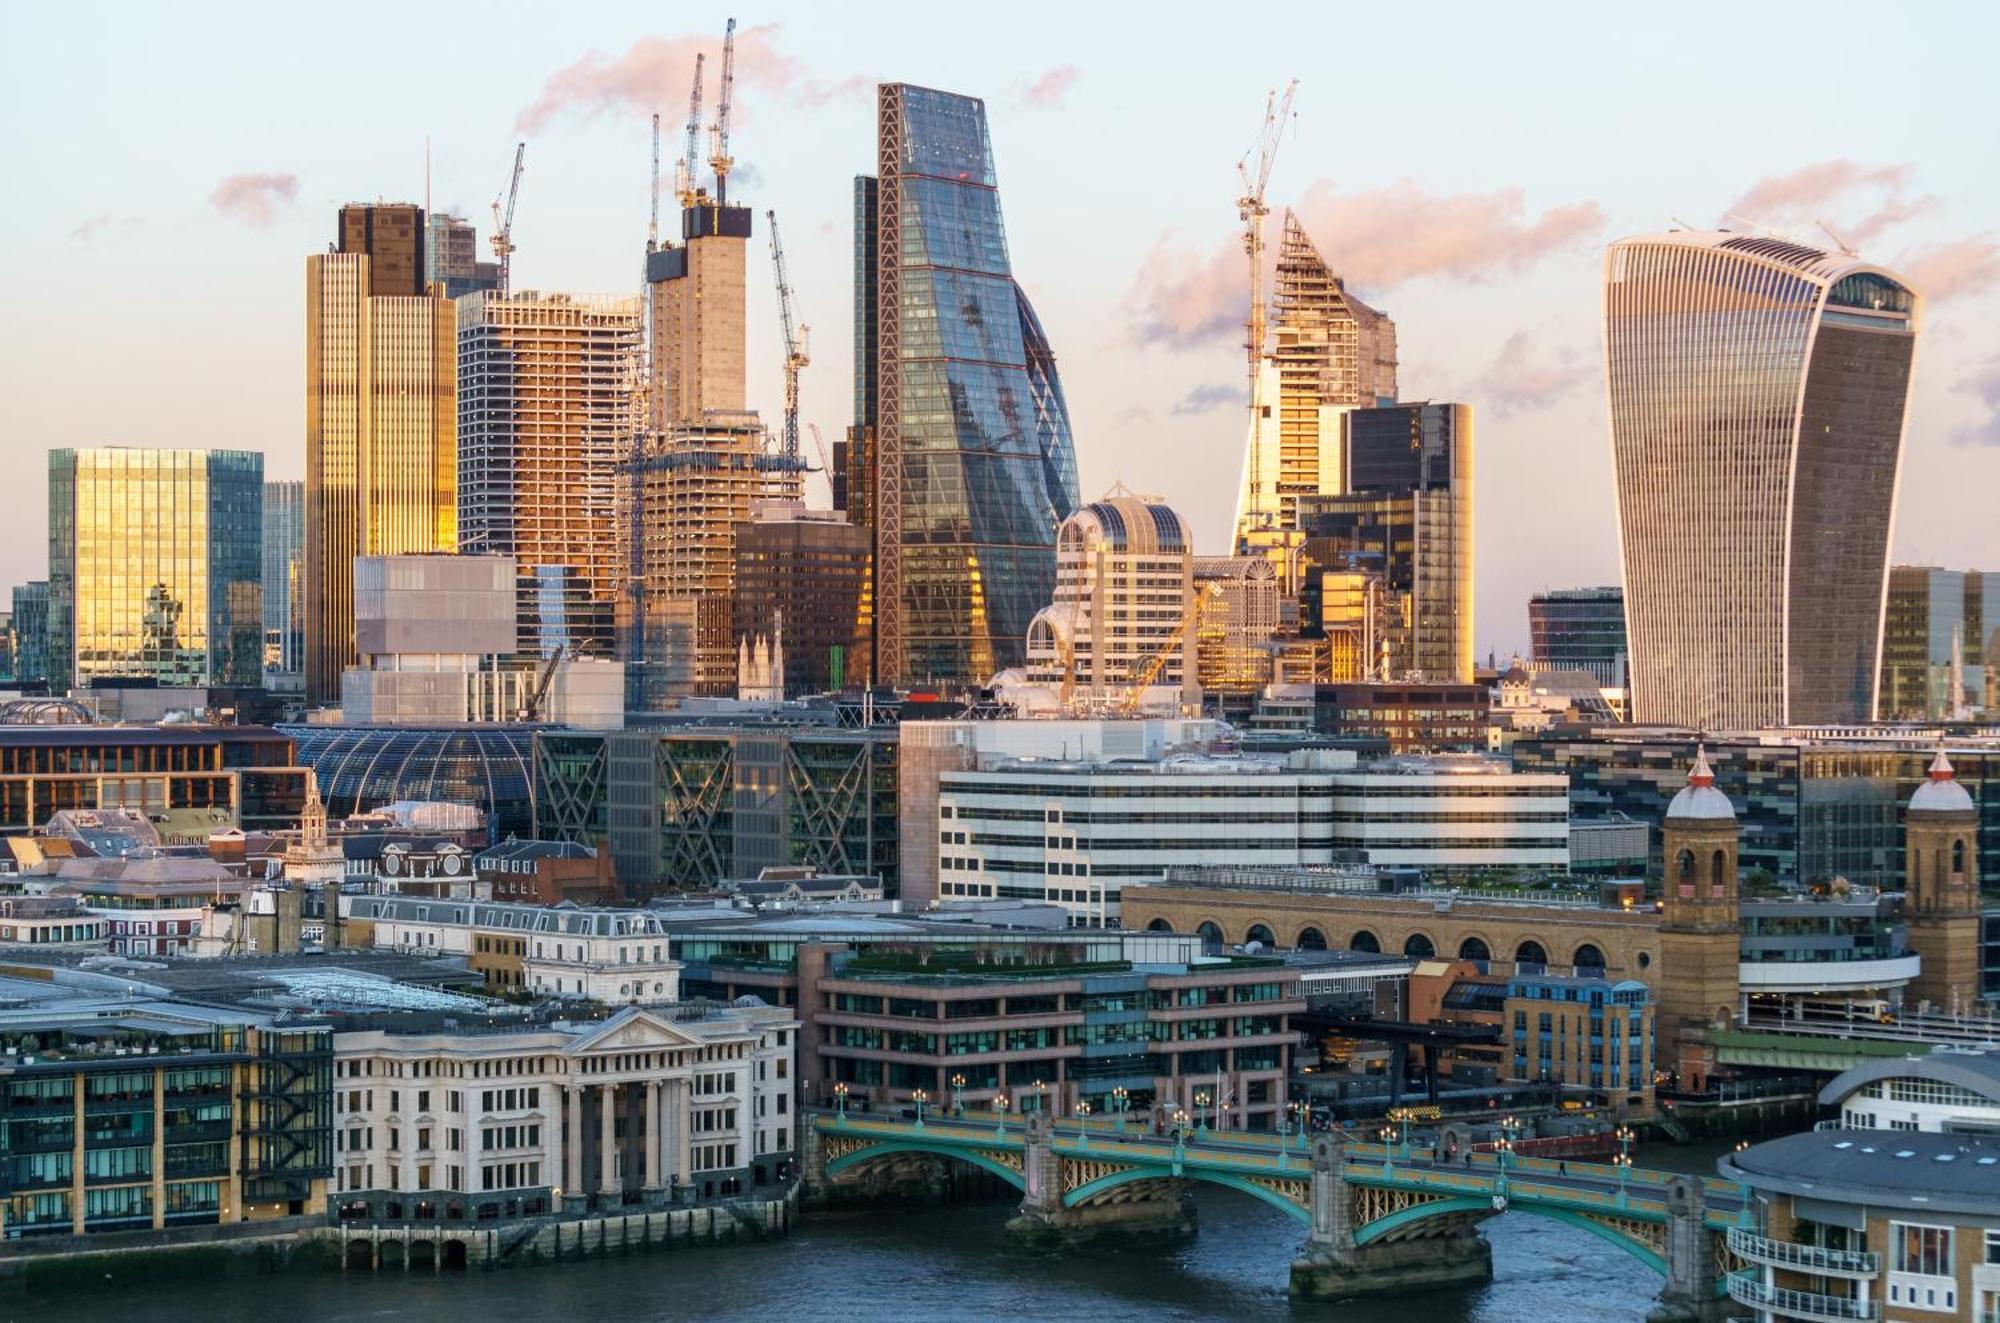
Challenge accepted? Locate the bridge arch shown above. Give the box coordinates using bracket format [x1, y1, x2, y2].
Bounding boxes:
[824, 1140, 1028, 1193]
[1353, 1197, 1667, 1277]
[1062, 1165, 1309, 1224]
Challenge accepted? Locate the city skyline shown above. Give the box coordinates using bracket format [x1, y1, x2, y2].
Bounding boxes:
[3, 2, 1998, 660]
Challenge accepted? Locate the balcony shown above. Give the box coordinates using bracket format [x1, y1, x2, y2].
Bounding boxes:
[1727, 1271, 1881, 1322]
[1726, 1227, 1879, 1278]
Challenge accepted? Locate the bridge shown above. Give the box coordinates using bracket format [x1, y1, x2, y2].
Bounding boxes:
[809, 1109, 1746, 1318]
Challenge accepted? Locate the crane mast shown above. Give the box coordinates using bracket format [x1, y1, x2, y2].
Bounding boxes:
[675, 53, 705, 207]
[708, 18, 738, 203]
[767, 209, 809, 464]
[1236, 81, 1296, 542]
[647, 112, 661, 252]
[490, 140, 525, 296]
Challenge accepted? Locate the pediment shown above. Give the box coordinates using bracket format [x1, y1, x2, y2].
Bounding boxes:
[565, 1008, 705, 1055]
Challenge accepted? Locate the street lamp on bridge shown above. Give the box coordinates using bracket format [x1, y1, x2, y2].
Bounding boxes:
[833, 1081, 848, 1119]
[912, 1089, 929, 1128]
[950, 1073, 966, 1115]
[1194, 1090, 1211, 1135]
[1612, 1125, 1636, 1208]
[1110, 1087, 1129, 1134]
[1076, 1099, 1092, 1147]
[992, 1093, 1009, 1139]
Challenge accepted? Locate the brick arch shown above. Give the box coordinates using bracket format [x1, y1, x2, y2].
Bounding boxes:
[1453, 933, 1497, 963]
[1401, 931, 1437, 959]
[1293, 925, 1329, 951]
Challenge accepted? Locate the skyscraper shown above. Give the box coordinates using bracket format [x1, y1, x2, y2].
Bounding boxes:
[1605, 232, 1918, 729]
[647, 200, 750, 430]
[1528, 586, 1629, 688]
[1235, 211, 1397, 560]
[305, 203, 458, 704]
[7, 582, 49, 686]
[262, 479, 304, 681]
[847, 84, 1080, 687]
[1296, 402, 1475, 683]
[425, 213, 502, 299]
[47, 448, 263, 690]
[1878, 566, 1996, 720]
[731, 503, 871, 697]
[458, 291, 642, 660]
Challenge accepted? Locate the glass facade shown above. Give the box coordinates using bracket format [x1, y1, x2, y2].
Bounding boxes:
[1528, 586, 1629, 688]
[8, 582, 49, 685]
[856, 84, 1080, 687]
[47, 449, 263, 690]
[1605, 233, 1917, 728]
[280, 723, 535, 838]
[262, 480, 304, 679]
[1879, 566, 1996, 720]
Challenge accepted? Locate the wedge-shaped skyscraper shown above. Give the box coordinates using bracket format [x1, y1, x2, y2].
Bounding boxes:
[1605, 232, 1918, 729]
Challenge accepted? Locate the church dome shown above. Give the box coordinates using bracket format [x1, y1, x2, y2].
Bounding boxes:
[1909, 749, 1976, 815]
[1666, 746, 1736, 821]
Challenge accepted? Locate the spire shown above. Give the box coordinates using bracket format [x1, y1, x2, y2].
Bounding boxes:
[1928, 748, 1956, 782]
[1688, 744, 1715, 789]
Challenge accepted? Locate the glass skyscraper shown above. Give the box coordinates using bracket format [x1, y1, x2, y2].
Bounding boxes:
[262, 479, 304, 680]
[1528, 586, 1629, 688]
[48, 448, 264, 689]
[846, 83, 1080, 687]
[1878, 565, 1996, 720]
[1605, 232, 1918, 729]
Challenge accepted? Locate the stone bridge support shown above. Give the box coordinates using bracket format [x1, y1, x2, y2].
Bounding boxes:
[1290, 1136, 1492, 1301]
[1004, 1114, 1193, 1249]
[1648, 1178, 1727, 1323]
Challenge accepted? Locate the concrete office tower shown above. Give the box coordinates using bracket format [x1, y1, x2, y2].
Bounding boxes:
[458, 292, 642, 661]
[305, 203, 458, 705]
[647, 199, 750, 430]
[1654, 749, 1741, 1092]
[1879, 566, 1996, 720]
[1235, 211, 1398, 561]
[425, 213, 502, 299]
[47, 448, 264, 690]
[1528, 586, 1628, 689]
[846, 84, 1081, 687]
[1902, 751, 1981, 1010]
[1296, 402, 1474, 684]
[1605, 232, 1919, 729]
[731, 503, 870, 698]
[1021, 496, 1196, 713]
[262, 480, 304, 682]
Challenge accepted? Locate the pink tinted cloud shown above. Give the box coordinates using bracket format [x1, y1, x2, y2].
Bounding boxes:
[1129, 180, 1604, 348]
[1728, 160, 1935, 248]
[1020, 64, 1081, 110]
[1899, 237, 2000, 304]
[518, 25, 838, 132]
[1465, 331, 1592, 418]
[209, 173, 298, 226]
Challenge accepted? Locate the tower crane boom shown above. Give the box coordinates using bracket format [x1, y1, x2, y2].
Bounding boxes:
[709, 18, 738, 203]
[1235, 80, 1297, 547]
[676, 53, 705, 207]
[490, 140, 525, 296]
[767, 209, 809, 463]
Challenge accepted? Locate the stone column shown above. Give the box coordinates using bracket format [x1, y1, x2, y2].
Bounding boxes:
[1651, 1177, 1727, 1323]
[673, 1079, 692, 1187]
[598, 1083, 620, 1197]
[564, 1086, 583, 1199]
[644, 1082, 663, 1192]
[1308, 1135, 1353, 1251]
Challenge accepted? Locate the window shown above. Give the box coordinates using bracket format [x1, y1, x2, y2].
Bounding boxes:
[1894, 1221, 1952, 1276]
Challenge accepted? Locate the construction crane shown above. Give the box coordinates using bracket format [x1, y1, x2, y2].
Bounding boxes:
[647, 112, 661, 252]
[708, 18, 738, 203]
[675, 52, 706, 207]
[518, 649, 565, 722]
[490, 141, 525, 295]
[767, 209, 809, 463]
[1117, 583, 1222, 715]
[805, 422, 833, 476]
[1235, 81, 1297, 542]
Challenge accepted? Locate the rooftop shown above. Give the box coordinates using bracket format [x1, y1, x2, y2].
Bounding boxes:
[1722, 1130, 2000, 1216]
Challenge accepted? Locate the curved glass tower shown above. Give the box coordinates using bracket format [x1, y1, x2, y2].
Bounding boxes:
[1604, 232, 1918, 729]
[847, 84, 1080, 687]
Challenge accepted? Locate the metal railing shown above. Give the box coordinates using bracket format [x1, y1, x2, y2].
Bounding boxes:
[1726, 1270, 1881, 1322]
[1726, 1227, 1878, 1277]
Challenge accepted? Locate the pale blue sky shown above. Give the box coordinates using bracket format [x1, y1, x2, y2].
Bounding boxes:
[5, 0, 1996, 657]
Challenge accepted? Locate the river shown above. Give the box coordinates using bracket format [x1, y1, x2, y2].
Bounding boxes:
[33, 1143, 1735, 1323]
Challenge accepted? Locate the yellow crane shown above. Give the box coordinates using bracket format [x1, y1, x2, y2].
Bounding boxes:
[1235, 81, 1297, 548]
[674, 53, 705, 207]
[767, 209, 810, 464]
[1117, 583, 1222, 715]
[708, 18, 738, 203]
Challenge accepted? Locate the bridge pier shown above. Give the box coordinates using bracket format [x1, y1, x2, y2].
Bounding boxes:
[1289, 1136, 1491, 1301]
[1646, 1178, 1728, 1323]
[1004, 1114, 1193, 1249]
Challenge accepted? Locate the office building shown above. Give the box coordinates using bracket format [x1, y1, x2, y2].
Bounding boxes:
[263, 480, 304, 682]
[0, 718, 305, 837]
[425, 212, 501, 299]
[1235, 210, 1398, 561]
[1528, 587, 1628, 689]
[1297, 402, 1474, 684]
[9, 581, 50, 685]
[306, 203, 458, 704]
[1605, 232, 1918, 728]
[1016, 495, 1196, 714]
[731, 503, 870, 697]
[338, 554, 518, 723]
[845, 84, 1080, 687]
[647, 193, 751, 432]
[1879, 565, 1996, 720]
[47, 448, 264, 690]
[1192, 557, 1280, 697]
[1503, 971, 1656, 1111]
[1819, 1048, 2000, 1135]
[457, 291, 642, 660]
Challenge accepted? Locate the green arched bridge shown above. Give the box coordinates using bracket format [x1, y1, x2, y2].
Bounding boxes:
[810, 1110, 1749, 1317]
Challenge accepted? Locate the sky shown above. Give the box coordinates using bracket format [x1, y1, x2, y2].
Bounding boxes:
[4, 0, 1997, 660]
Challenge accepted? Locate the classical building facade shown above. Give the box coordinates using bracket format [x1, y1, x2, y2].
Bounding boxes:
[1903, 751, 1983, 1010]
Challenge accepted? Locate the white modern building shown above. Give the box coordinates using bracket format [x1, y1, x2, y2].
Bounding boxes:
[332, 1000, 799, 1214]
[1821, 1048, 2000, 1135]
[937, 751, 1570, 926]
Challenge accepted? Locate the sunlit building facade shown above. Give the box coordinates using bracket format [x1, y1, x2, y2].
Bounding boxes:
[1878, 565, 1996, 720]
[305, 204, 458, 704]
[847, 83, 1080, 687]
[457, 292, 642, 661]
[262, 480, 304, 682]
[1528, 586, 1628, 689]
[47, 448, 264, 690]
[1604, 232, 1919, 729]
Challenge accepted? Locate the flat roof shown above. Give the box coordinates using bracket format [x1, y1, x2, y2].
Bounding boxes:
[1722, 1130, 2000, 1217]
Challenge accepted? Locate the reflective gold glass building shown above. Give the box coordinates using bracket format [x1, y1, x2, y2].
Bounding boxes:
[47, 447, 264, 690]
[305, 204, 457, 704]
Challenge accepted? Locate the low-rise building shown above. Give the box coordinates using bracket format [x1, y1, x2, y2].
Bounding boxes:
[1503, 970, 1655, 1113]
[0, 895, 106, 947]
[1819, 1048, 2000, 1135]
[474, 839, 618, 906]
[344, 895, 680, 1004]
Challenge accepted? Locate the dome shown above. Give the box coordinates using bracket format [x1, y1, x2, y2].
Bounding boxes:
[1909, 750, 1976, 816]
[1666, 746, 1736, 821]
[279, 722, 537, 839]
